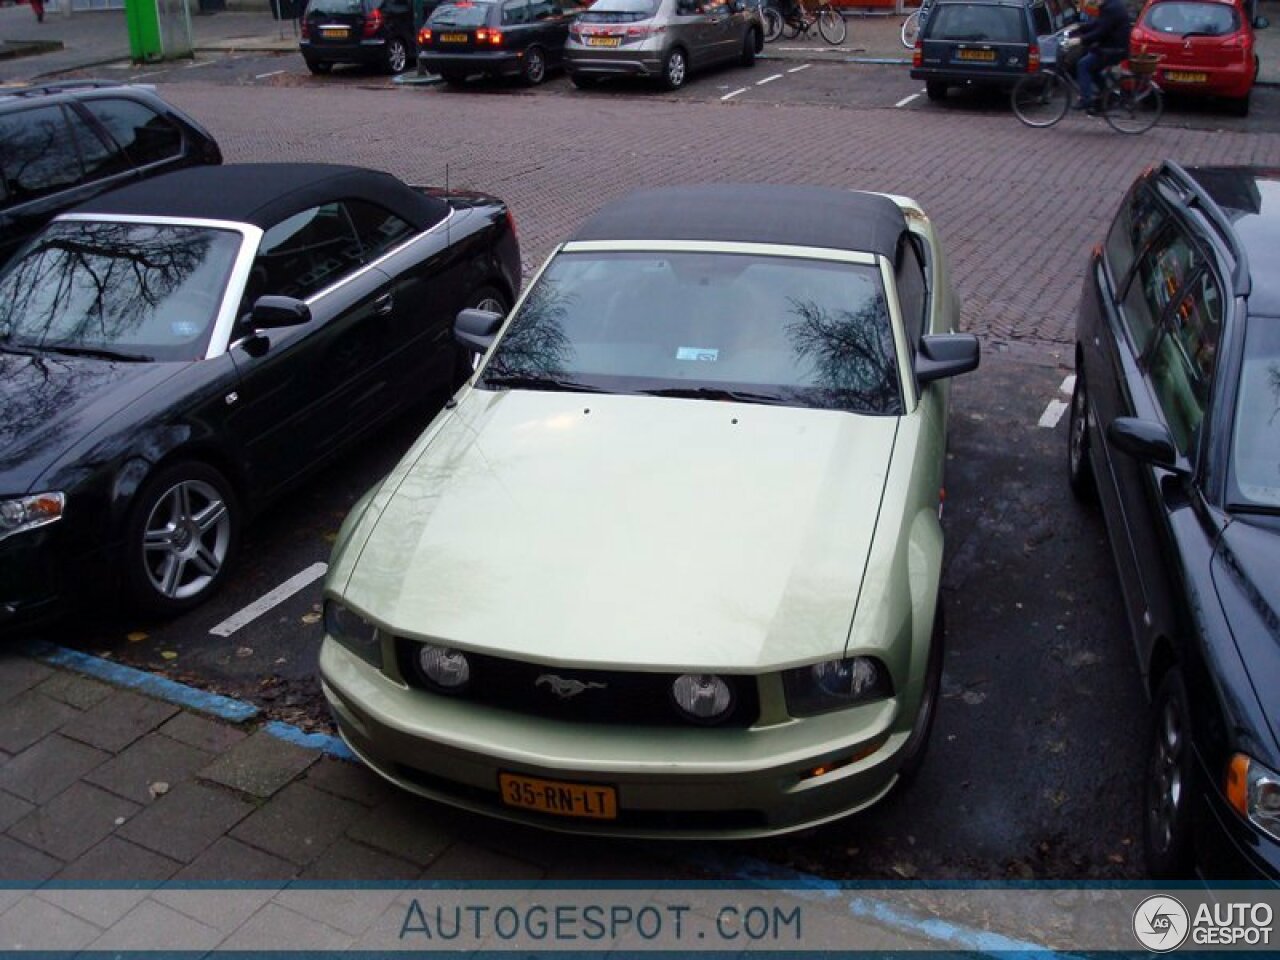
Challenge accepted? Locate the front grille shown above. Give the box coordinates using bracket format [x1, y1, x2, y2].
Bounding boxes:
[395, 638, 759, 728]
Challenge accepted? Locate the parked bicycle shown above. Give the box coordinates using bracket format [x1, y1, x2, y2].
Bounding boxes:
[762, 0, 846, 44]
[900, 0, 931, 49]
[1010, 35, 1163, 134]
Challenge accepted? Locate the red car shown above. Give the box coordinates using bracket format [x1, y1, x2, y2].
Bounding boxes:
[1128, 0, 1266, 115]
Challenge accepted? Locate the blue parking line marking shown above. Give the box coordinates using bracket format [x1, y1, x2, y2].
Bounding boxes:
[263, 719, 355, 760]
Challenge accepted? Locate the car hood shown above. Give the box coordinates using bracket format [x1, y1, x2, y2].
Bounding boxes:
[1213, 516, 1280, 752]
[340, 389, 899, 672]
[0, 350, 184, 494]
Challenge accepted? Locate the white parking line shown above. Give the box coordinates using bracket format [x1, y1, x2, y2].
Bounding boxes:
[1038, 399, 1069, 429]
[896, 92, 921, 107]
[183, 59, 217, 69]
[209, 562, 329, 637]
[756, 73, 784, 85]
[722, 87, 748, 100]
[786, 64, 811, 73]
[255, 69, 286, 79]
[1060, 374, 1077, 396]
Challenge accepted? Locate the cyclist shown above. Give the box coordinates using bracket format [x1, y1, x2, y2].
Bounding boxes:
[1074, 0, 1132, 111]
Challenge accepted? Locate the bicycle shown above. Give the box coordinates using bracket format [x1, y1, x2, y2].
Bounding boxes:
[1010, 36, 1163, 134]
[900, 0, 930, 49]
[762, 0, 846, 44]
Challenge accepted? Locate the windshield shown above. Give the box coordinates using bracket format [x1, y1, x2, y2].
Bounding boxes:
[926, 3, 1027, 41]
[479, 251, 903, 415]
[429, 2, 497, 25]
[580, 0, 661, 20]
[0, 220, 241, 362]
[1143, 1, 1239, 35]
[1230, 317, 1280, 511]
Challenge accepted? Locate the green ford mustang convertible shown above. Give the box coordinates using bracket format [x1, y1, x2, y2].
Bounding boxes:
[320, 184, 979, 837]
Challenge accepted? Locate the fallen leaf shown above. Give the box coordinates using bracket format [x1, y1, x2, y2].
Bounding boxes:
[300, 612, 321, 625]
[961, 690, 987, 706]
[160, 651, 178, 661]
[891, 862, 917, 879]
[126, 631, 149, 643]
[149, 781, 170, 798]
[235, 646, 253, 659]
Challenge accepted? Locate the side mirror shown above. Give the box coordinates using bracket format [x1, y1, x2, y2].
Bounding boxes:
[1106, 417, 1182, 471]
[1254, 15, 1269, 28]
[916, 333, 980, 384]
[250, 296, 310, 329]
[676, 0, 696, 13]
[454, 307, 504, 354]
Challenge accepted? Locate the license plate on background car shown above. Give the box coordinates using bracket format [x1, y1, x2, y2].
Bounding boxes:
[586, 35, 622, 46]
[499, 773, 618, 819]
[321, 27, 348, 37]
[1165, 70, 1207, 82]
[440, 32, 468, 41]
[956, 48, 995, 61]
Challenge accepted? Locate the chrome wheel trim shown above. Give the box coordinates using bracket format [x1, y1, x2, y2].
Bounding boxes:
[527, 48, 545, 82]
[388, 39, 407, 72]
[1069, 380, 1088, 475]
[667, 50, 686, 86]
[1147, 696, 1184, 855]
[474, 295, 505, 314]
[142, 479, 231, 601]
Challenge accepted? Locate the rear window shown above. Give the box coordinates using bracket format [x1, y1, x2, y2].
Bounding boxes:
[1142, 1, 1239, 36]
[306, 0, 365, 14]
[580, 0, 661, 20]
[429, 1, 496, 25]
[926, 3, 1027, 41]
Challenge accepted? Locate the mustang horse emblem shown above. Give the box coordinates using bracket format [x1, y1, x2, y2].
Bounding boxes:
[536, 674, 608, 699]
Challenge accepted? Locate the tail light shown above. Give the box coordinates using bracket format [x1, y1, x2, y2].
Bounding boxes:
[625, 22, 664, 36]
[300, 17, 311, 37]
[475, 26, 503, 43]
[1028, 43, 1039, 71]
[912, 39, 922, 66]
[505, 207, 517, 239]
[418, 26, 432, 44]
[362, 7, 384, 36]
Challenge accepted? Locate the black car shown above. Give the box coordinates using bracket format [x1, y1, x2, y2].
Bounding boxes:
[0, 163, 520, 629]
[300, 0, 422, 74]
[910, 0, 1077, 100]
[0, 81, 221, 266]
[1069, 161, 1280, 881]
[419, 0, 581, 86]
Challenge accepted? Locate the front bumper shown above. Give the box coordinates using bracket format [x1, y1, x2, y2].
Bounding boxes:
[300, 37, 388, 66]
[1193, 760, 1280, 883]
[419, 50, 524, 77]
[0, 522, 101, 636]
[321, 639, 910, 838]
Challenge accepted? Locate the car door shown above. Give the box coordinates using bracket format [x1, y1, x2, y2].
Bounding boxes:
[225, 202, 397, 499]
[671, 0, 713, 67]
[528, 0, 571, 65]
[76, 97, 187, 180]
[701, 0, 738, 62]
[501, 0, 534, 57]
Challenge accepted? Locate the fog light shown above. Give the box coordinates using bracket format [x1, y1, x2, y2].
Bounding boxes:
[419, 644, 470, 690]
[671, 674, 732, 722]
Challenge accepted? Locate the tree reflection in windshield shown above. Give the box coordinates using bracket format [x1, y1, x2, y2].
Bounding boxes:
[0, 221, 240, 362]
[786, 295, 901, 415]
[482, 276, 575, 379]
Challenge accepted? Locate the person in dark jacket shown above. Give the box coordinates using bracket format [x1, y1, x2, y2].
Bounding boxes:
[1075, 0, 1131, 109]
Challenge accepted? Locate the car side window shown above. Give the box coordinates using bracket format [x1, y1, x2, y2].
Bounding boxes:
[1121, 224, 1201, 356]
[1032, 3, 1052, 34]
[343, 198, 415, 261]
[1148, 266, 1223, 455]
[251, 203, 364, 304]
[0, 105, 83, 204]
[1105, 182, 1167, 287]
[895, 237, 928, 342]
[65, 108, 131, 183]
[528, 0, 555, 18]
[82, 98, 183, 168]
[502, 0, 530, 24]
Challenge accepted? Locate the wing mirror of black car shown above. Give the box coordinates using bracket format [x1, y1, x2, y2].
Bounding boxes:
[455, 307, 504, 355]
[1107, 417, 1185, 472]
[1254, 15, 1269, 28]
[250, 296, 311, 330]
[916, 333, 980, 384]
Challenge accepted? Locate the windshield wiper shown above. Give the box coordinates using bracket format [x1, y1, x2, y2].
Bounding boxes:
[639, 386, 790, 405]
[39, 344, 153, 363]
[481, 373, 612, 394]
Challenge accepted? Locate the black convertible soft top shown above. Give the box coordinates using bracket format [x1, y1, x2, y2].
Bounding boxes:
[570, 184, 908, 259]
[69, 163, 450, 232]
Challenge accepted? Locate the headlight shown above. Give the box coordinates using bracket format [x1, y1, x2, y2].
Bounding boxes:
[783, 656, 894, 717]
[0, 492, 65, 542]
[1227, 753, 1280, 842]
[418, 644, 471, 692]
[671, 674, 733, 723]
[323, 600, 382, 668]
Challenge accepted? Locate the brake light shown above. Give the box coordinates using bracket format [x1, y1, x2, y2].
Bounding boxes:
[913, 39, 922, 66]
[625, 22, 664, 35]
[300, 17, 311, 36]
[1028, 43, 1039, 71]
[419, 26, 432, 43]
[475, 26, 503, 43]
[362, 7, 384, 36]
[505, 207, 517, 239]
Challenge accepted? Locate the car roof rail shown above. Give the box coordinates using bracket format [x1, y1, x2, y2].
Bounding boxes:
[1158, 160, 1251, 297]
[4, 80, 126, 99]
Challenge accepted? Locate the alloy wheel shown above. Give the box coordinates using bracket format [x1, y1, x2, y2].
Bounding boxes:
[525, 47, 546, 84]
[142, 479, 232, 601]
[1147, 696, 1185, 857]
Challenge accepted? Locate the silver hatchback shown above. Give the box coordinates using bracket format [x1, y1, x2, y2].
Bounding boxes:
[565, 0, 763, 89]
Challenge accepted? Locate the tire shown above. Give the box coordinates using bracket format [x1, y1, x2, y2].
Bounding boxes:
[925, 79, 947, 100]
[521, 45, 547, 85]
[739, 29, 757, 65]
[439, 70, 468, 85]
[1011, 71, 1070, 127]
[817, 5, 846, 43]
[897, 605, 945, 787]
[126, 461, 239, 618]
[781, 15, 800, 38]
[1067, 369, 1097, 502]
[305, 59, 333, 74]
[762, 6, 783, 41]
[383, 36, 409, 74]
[660, 47, 687, 90]
[1103, 78, 1163, 134]
[1143, 668, 1197, 879]
[454, 285, 509, 385]
[900, 9, 920, 48]
[1228, 92, 1250, 117]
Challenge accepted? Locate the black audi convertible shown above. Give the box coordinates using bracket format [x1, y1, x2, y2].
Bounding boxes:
[0, 163, 520, 627]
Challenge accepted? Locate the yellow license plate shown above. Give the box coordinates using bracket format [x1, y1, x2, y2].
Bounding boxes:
[1165, 70, 1207, 82]
[499, 773, 618, 820]
[440, 31, 468, 41]
[321, 27, 349, 37]
[956, 48, 995, 61]
[587, 35, 622, 46]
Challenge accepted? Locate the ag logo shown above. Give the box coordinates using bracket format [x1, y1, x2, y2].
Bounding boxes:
[1133, 895, 1190, 952]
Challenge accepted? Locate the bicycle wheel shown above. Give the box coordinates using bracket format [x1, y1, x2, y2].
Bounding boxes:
[1010, 71, 1070, 127]
[1103, 78, 1163, 134]
[900, 9, 920, 47]
[781, 15, 801, 38]
[762, 6, 783, 41]
[818, 5, 846, 43]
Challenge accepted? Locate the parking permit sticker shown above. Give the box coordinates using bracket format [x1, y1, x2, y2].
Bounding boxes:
[171, 321, 200, 338]
[676, 347, 719, 362]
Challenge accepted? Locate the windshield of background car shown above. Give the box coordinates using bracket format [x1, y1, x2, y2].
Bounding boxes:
[429, 1, 497, 25]
[1230, 317, 1280, 511]
[579, 0, 661, 22]
[926, 3, 1026, 41]
[0, 221, 241, 362]
[479, 250, 903, 415]
[306, 0, 366, 14]
[1143, 1, 1239, 35]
